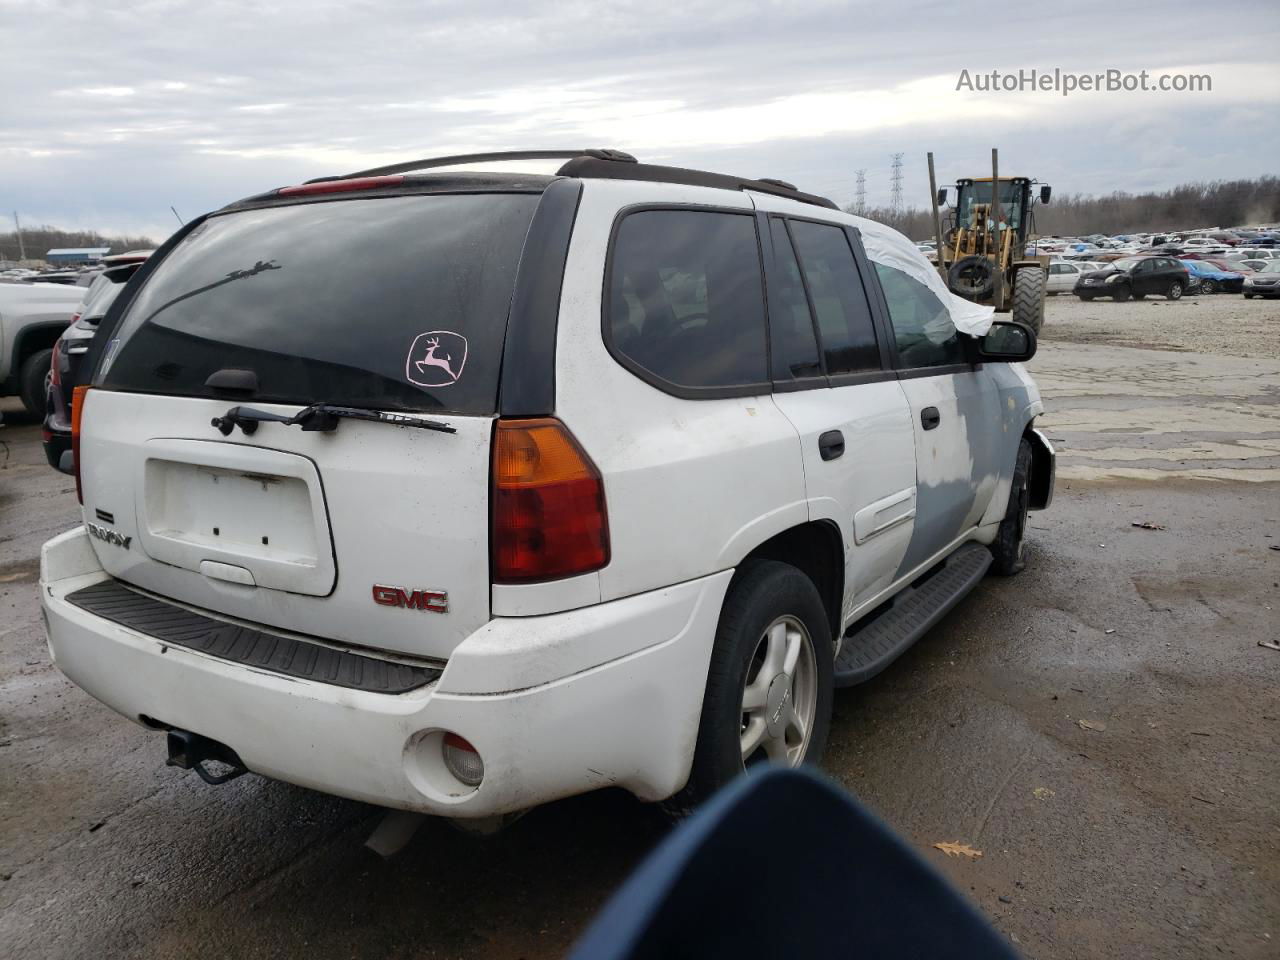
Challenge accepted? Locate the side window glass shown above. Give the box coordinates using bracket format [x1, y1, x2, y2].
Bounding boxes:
[787, 221, 881, 375]
[766, 219, 822, 381]
[607, 210, 768, 392]
[872, 262, 967, 369]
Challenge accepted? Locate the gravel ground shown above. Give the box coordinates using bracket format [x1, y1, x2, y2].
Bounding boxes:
[1040, 290, 1280, 358]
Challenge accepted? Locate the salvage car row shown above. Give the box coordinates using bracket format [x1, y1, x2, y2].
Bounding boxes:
[1046, 255, 1280, 301]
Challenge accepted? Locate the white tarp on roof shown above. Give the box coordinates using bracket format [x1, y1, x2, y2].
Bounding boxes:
[848, 213, 995, 338]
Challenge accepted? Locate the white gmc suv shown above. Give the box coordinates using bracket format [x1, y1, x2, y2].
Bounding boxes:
[39, 149, 1054, 819]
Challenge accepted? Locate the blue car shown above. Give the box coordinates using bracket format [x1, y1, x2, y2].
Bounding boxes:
[1182, 259, 1245, 294]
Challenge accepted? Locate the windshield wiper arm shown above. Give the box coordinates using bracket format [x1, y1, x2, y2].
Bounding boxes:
[212, 403, 456, 436]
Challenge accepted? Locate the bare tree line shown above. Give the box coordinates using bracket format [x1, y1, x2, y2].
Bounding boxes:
[850, 176, 1280, 241]
[0, 225, 160, 262]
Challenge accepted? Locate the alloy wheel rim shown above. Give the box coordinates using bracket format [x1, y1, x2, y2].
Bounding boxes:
[739, 615, 818, 768]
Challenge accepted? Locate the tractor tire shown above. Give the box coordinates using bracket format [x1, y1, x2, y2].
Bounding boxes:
[947, 256, 996, 301]
[1011, 266, 1046, 334]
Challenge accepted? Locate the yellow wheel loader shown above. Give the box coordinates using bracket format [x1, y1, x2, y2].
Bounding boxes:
[929, 151, 1052, 333]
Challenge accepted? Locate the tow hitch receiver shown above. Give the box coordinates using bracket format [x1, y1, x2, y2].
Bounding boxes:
[165, 729, 249, 785]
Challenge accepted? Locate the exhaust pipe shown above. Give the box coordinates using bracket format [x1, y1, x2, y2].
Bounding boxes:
[165, 729, 248, 785]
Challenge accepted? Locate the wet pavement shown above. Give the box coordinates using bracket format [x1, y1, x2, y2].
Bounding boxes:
[2, 318, 1278, 958]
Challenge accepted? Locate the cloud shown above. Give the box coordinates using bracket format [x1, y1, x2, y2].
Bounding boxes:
[1, 0, 1277, 236]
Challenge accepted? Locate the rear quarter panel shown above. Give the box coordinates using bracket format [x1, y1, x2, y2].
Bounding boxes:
[553, 180, 809, 605]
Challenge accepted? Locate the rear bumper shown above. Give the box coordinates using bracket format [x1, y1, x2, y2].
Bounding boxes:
[41, 526, 731, 816]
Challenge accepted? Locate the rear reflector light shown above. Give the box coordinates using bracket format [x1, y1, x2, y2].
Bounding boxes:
[277, 175, 405, 197]
[441, 733, 484, 787]
[71, 385, 89, 504]
[492, 418, 609, 583]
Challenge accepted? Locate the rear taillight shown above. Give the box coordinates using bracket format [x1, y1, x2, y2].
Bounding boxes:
[491, 418, 609, 583]
[49, 339, 62, 388]
[71, 385, 89, 504]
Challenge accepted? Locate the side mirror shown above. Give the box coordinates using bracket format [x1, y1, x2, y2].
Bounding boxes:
[977, 320, 1036, 363]
[1039, 185, 1052, 205]
[936, 188, 948, 207]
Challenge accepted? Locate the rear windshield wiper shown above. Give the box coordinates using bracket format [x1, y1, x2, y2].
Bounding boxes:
[212, 403, 456, 436]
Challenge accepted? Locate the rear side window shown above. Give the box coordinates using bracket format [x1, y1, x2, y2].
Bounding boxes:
[873, 262, 966, 368]
[786, 221, 880, 375]
[100, 193, 540, 415]
[766, 219, 822, 382]
[607, 209, 768, 393]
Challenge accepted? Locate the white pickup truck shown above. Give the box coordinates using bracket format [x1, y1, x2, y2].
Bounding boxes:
[0, 282, 85, 413]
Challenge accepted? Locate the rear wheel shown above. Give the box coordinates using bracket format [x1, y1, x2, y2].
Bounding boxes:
[1166, 281, 1184, 300]
[991, 438, 1033, 576]
[1199, 279, 1216, 295]
[1011, 266, 1046, 333]
[664, 560, 833, 817]
[19, 348, 52, 416]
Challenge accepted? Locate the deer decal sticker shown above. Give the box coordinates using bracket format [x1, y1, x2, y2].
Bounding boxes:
[405, 330, 468, 388]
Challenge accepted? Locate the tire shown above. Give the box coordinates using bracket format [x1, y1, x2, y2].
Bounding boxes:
[947, 255, 997, 301]
[1199, 279, 1216, 295]
[990, 438, 1033, 576]
[18, 348, 53, 416]
[1166, 281, 1183, 300]
[1132, 293, 1145, 300]
[1244, 293, 1254, 299]
[1112, 288, 1130, 302]
[663, 560, 833, 817]
[1011, 266, 1046, 334]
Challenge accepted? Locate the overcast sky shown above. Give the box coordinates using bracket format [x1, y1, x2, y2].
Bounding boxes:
[2, 0, 1277, 242]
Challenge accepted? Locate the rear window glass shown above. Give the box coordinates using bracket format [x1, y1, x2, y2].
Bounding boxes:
[99, 193, 540, 415]
[607, 209, 768, 393]
[80, 267, 137, 323]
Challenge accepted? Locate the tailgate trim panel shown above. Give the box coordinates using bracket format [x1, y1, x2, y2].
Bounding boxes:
[67, 579, 440, 694]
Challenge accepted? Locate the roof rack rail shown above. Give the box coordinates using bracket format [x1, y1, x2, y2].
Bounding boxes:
[299, 147, 837, 210]
[308, 148, 637, 183]
[555, 157, 838, 210]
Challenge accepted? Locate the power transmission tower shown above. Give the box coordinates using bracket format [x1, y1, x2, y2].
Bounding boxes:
[889, 153, 904, 219]
[854, 169, 866, 215]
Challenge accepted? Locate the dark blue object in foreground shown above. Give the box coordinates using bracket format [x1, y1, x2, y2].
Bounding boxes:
[569, 768, 1020, 960]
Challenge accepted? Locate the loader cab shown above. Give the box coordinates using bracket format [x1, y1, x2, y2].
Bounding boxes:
[953, 177, 1035, 247]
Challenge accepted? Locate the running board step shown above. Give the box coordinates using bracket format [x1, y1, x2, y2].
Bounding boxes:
[834, 542, 992, 687]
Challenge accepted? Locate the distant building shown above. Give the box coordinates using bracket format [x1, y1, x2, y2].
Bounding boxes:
[46, 247, 110, 265]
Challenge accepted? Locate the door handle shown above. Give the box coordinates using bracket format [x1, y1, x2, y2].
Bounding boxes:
[818, 430, 845, 461]
[920, 407, 941, 431]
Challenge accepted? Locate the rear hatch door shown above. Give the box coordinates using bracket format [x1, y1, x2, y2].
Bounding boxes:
[81, 188, 543, 659]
